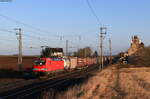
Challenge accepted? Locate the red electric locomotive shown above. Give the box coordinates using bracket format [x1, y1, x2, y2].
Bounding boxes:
[33, 58, 64, 75]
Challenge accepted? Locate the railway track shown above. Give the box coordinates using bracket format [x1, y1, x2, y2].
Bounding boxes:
[0, 68, 85, 93]
[0, 79, 25, 88]
[0, 65, 98, 99]
[0, 79, 39, 93]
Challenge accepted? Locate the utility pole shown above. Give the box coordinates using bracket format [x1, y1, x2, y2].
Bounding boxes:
[66, 40, 68, 57]
[84, 48, 87, 66]
[15, 28, 23, 71]
[99, 27, 107, 71]
[109, 38, 112, 65]
[84, 48, 86, 58]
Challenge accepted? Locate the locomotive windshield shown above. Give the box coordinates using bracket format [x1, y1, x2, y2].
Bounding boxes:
[51, 58, 62, 61]
[34, 60, 46, 65]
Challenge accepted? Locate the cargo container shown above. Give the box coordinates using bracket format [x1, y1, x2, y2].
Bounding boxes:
[70, 57, 77, 69]
[63, 58, 70, 69]
[77, 58, 89, 68]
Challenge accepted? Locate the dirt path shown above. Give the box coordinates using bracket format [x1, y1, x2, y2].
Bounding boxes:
[111, 65, 127, 99]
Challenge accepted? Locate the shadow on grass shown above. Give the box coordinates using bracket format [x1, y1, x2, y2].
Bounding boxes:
[39, 73, 95, 99]
[0, 69, 34, 79]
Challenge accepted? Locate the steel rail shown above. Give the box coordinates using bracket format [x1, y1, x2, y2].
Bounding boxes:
[0, 79, 25, 88]
[0, 68, 82, 93]
[0, 79, 38, 90]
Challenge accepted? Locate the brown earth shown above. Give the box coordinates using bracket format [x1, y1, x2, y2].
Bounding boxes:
[0, 56, 37, 86]
[57, 64, 150, 99]
[0, 56, 37, 70]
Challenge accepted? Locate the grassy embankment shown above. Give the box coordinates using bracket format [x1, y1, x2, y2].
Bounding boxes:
[41, 47, 150, 99]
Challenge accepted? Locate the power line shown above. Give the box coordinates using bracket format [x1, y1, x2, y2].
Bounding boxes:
[0, 28, 95, 47]
[0, 41, 18, 48]
[0, 28, 49, 45]
[0, 29, 98, 53]
[23, 29, 60, 39]
[0, 28, 70, 46]
[0, 28, 47, 54]
[22, 34, 49, 44]
[0, 50, 18, 54]
[86, 0, 102, 26]
[0, 15, 59, 47]
[0, 13, 94, 41]
[0, 38, 17, 42]
[0, 14, 49, 34]
[0, 28, 16, 34]
[0, 14, 61, 39]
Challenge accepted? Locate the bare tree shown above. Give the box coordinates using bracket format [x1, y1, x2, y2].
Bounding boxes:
[74, 47, 93, 57]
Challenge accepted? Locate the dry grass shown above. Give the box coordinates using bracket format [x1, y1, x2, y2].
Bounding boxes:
[120, 67, 150, 99]
[57, 65, 118, 99]
[54, 64, 150, 99]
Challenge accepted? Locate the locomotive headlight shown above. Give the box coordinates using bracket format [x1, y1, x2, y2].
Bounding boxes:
[41, 68, 47, 70]
[33, 68, 39, 70]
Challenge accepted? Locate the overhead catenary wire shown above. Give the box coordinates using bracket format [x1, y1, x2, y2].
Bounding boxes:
[0, 13, 63, 49]
[0, 29, 65, 54]
[0, 29, 49, 45]
[0, 13, 100, 55]
[0, 14, 54, 36]
[0, 28, 16, 34]
[0, 38, 39, 50]
[0, 28, 98, 55]
[0, 13, 63, 41]
[0, 28, 80, 47]
[86, 0, 108, 71]
[0, 38, 17, 42]
[0, 28, 55, 42]
[0, 13, 97, 41]
[86, 0, 102, 26]
[0, 31, 59, 48]
[0, 29, 50, 54]
[0, 32, 42, 48]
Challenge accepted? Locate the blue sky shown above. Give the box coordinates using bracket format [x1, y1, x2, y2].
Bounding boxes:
[0, 0, 150, 55]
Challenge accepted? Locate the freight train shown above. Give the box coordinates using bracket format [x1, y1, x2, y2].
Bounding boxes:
[32, 57, 97, 76]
